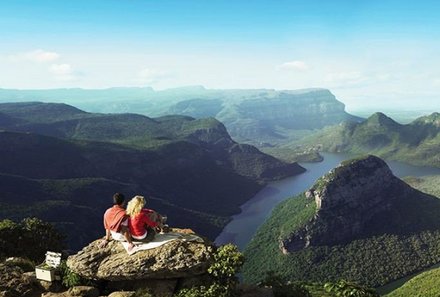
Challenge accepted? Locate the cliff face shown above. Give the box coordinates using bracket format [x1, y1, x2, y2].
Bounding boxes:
[280, 155, 415, 253]
[216, 89, 360, 143]
[229, 89, 349, 127]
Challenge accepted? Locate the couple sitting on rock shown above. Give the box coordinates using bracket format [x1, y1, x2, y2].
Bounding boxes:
[100, 193, 168, 251]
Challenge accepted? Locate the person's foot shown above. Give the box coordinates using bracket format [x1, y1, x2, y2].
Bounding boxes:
[127, 242, 135, 252]
[98, 239, 109, 248]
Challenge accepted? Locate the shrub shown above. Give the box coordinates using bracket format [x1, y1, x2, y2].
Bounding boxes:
[324, 280, 379, 297]
[176, 244, 244, 297]
[59, 260, 83, 288]
[0, 217, 65, 262]
[258, 271, 311, 297]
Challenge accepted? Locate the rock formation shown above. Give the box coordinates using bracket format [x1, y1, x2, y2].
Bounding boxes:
[280, 155, 418, 253]
[66, 229, 214, 296]
[216, 89, 361, 144]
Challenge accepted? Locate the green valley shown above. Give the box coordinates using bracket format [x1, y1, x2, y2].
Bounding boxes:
[0, 102, 304, 250]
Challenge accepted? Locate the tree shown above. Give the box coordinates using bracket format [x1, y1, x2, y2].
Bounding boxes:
[176, 244, 245, 297]
[258, 271, 311, 297]
[0, 217, 64, 262]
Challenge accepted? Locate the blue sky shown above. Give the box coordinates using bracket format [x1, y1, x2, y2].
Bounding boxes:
[1, 0, 440, 110]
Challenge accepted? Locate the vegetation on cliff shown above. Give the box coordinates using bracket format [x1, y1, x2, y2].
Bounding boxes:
[0, 217, 64, 262]
[404, 175, 440, 198]
[243, 156, 440, 287]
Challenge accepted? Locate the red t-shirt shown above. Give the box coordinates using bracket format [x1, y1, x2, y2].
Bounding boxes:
[128, 209, 159, 237]
[103, 205, 127, 232]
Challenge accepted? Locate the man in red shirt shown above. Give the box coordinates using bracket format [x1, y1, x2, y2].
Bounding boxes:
[100, 193, 134, 251]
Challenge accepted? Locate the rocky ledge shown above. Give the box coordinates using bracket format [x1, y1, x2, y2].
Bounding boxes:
[67, 229, 213, 281]
[0, 229, 216, 297]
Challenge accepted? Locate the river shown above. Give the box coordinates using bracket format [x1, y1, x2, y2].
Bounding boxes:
[215, 152, 440, 250]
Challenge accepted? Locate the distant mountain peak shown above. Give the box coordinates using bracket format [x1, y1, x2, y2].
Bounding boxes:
[413, 112, 440, 127]
[365, 112, 399, 127]
[0, 102, 87, 124]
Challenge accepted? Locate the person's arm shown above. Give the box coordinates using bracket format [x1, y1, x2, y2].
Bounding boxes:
[143, 210, 160, 228]
[100, 211, 111, 247]
[105, 229, 111, 241]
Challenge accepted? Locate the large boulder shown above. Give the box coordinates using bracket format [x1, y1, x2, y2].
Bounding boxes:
[67, 231, 214, 281]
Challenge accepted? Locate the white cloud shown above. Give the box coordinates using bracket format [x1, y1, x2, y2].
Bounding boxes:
[9, 49, 60, 63]
[278, 60, 309, 71]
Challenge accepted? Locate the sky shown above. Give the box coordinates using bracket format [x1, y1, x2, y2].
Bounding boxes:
[1, 0, 440, 111]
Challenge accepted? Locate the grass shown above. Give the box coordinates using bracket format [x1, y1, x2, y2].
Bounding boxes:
[404, 175, 440, 198]
[385, 267, 440, 297]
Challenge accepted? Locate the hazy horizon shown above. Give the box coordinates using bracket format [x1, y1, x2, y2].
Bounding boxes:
[2, 0, 440, 111]
[0, 85, 438, 115]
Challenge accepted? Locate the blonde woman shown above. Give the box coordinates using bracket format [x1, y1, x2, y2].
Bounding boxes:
[126, 195, 163, 242]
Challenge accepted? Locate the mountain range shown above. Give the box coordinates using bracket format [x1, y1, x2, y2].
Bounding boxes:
[0, 102, 303, 250]
[0, 87, 361, 148]
[297, 112, 440, 167]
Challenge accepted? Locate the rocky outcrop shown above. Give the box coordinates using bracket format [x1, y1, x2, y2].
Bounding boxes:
[280, 155, 416, 253]
[0, 263, 42, 297]
[65, 229, 214, 296]
[67, 232, 213, 282]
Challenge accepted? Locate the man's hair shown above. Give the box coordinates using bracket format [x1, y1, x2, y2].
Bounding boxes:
[113, 193, 125, 205]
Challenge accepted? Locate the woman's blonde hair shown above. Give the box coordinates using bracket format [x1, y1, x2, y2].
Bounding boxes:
[126, 195, 145, 216]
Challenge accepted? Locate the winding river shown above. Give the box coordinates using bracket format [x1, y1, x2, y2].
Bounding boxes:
[215, 152, 440, 250]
